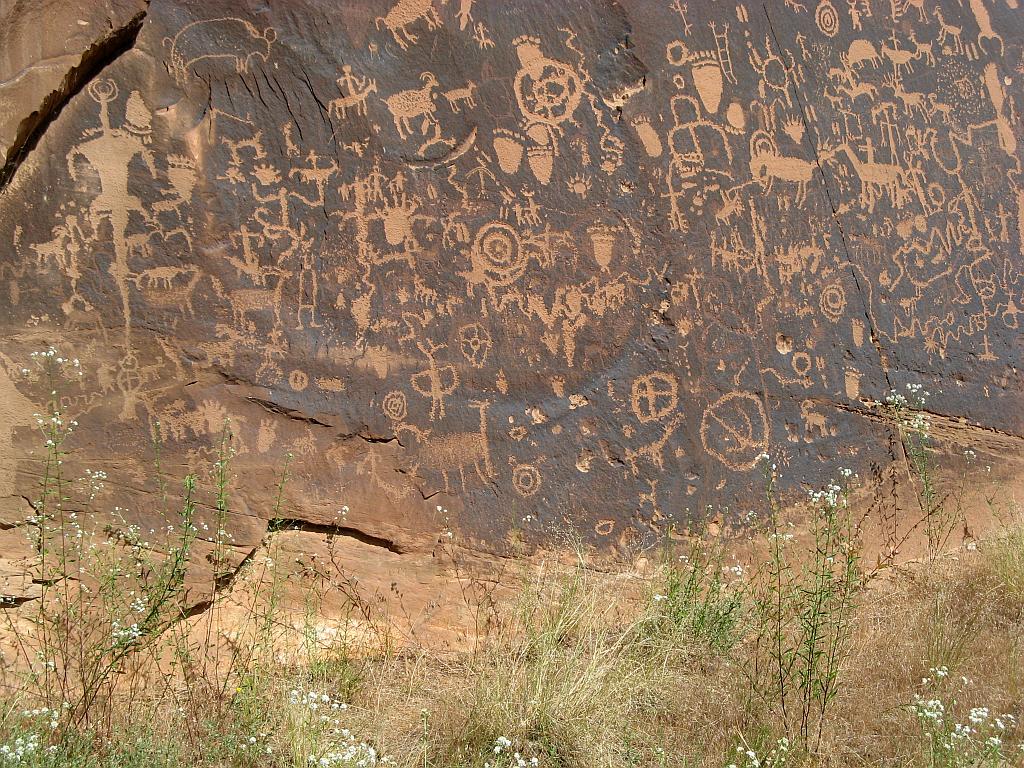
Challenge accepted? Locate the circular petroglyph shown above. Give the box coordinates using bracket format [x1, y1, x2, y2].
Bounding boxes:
[381, 390, 407, 422]
[512, 463, 542, 497]
[288, 369, 309, 391]
[116, 353, 142, 393]
[815, 0, 840, 37]
[458, 322, 493, 368]
[513, 37, 583, 126]
[700, 392, 769, 471]
[631, 372, 679, 423]
[792, 352, 812, 377]
[88, 78, 119, 104]
[471, 222, 527, 287]
[819, 283, 847, 322]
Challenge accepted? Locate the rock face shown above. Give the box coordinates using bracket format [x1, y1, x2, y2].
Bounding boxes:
[0, 0, 1021, 589]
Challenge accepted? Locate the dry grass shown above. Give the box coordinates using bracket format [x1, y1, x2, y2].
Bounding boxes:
[1, 353, 1020, 767]
[0, 515, 1021, 767]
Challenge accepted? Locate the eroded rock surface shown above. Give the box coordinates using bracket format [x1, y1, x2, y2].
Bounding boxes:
[0, 0, 1022, 611]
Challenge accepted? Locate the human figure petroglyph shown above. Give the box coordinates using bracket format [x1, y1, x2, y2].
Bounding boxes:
[845, 0, 871, 30]
[65, 79, 158, 359]
[329, 65, 377, 120]
[472, 22, 494, 50]
[411, 341, 459, 421]
[67, 83, 157, 250]
[528, 278, 627, 365]
[456, 0, 474, 30]
[289, 151, 338, 207]
[295, 242, 322, 330]
[375, 0, 442, 50]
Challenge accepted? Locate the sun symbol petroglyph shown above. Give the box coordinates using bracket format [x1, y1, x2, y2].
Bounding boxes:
[465, 221, 527, 291]
[819, 283, 847, 322]
[513, 36, 583, 127]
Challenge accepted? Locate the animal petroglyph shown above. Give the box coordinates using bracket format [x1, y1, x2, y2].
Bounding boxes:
[164, 17, 276, 85]
[376, 0, 443, 50]
[383, 72, 440, 141]
[444, 81, 477, 112]
[3, 0, 1021, 553]
[329, 66, 377, 120]
[414, 400, 493, 493]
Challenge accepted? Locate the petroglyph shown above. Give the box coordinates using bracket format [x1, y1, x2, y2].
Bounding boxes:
[164, 17, 276, 85]
[0, 0, 1020, 555]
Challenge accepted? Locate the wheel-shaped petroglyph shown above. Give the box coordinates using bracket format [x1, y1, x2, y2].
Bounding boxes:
[631, 372, 678, 424]
[700, 393, 770, 471]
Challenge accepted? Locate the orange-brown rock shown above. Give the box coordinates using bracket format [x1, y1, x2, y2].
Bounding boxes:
[0, 1, 1021, 629]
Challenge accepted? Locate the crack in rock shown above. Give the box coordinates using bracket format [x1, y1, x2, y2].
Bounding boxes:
[0, 7, 148, 191]
[266, 518, 407, 554]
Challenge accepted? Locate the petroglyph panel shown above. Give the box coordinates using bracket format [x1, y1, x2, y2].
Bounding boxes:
[0, 0, 1021, 556]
